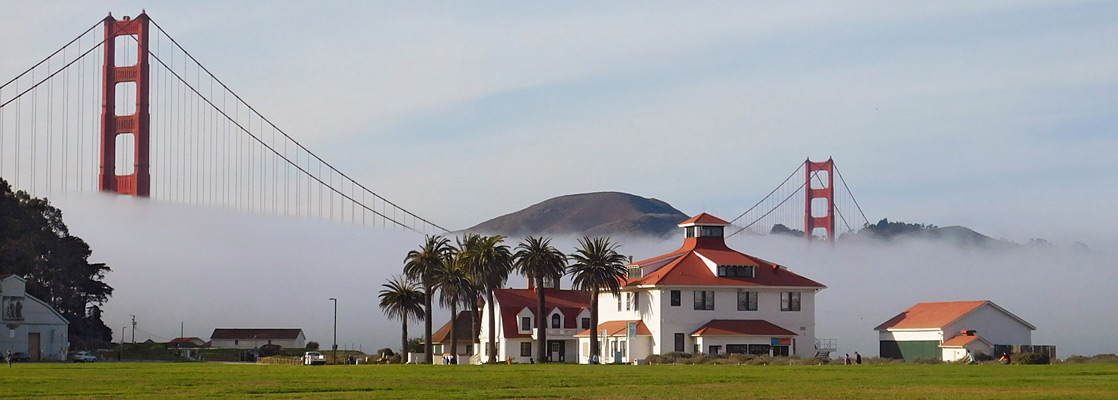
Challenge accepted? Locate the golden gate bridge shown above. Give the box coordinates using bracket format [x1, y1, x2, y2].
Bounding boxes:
[0, 12, 868, 240]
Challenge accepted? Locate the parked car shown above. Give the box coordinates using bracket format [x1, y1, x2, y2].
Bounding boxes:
[303, 351, 326, 365]
[9, 352, 30, 362]
[71, 351, 97, 363]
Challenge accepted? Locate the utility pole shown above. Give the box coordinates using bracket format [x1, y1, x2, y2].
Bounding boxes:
[131, 315, 136, 343]
[180, 321, 184, 340]
[329, 298, 337, 365]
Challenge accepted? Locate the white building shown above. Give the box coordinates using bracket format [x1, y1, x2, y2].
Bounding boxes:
[874, 300, 1036, 362]
[208, 328, 306, 349]
[576, 213, 827, 363]
[478, 287, 591, 364]
[0, 274, 69, 361]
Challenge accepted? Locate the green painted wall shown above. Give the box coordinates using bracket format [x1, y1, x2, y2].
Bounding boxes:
[880, 340, 939, 361]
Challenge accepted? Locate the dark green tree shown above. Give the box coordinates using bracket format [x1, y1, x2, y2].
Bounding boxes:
[0, 178, 114, 349]
[462, 234, 512, 363]
[433, 249, 474, 364]
[569, 236, 627, 362]
[402, 235, 451, 363]
[378, 274, 425, 358]
[513, 236, 567, 363]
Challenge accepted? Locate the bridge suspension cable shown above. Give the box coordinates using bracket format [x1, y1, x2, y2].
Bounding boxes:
[0, 13, 448, 234]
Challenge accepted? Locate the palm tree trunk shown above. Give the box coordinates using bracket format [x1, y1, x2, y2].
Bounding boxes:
[486, 290, 498, 363]
[589, 287, 600, 361]
[424, 284, 433, 364]
[449, 303, 458, 364]
[536, 277, 547, 363]
[401, 319, 408, 362]
[470, 296, 479, 358]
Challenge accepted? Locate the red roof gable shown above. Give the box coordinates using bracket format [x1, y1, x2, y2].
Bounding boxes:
[874, 301, 988, 330]
[678, 213, 730, 227]
[690, 320, 797, 337]
[624, 223, 824, 288]
[574, 320, 651, 337]
[493, 289, 590, 339]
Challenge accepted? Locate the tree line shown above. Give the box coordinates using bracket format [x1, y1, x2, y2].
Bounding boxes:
[378, 234, 628, 364]
[0, 178, 113, 349]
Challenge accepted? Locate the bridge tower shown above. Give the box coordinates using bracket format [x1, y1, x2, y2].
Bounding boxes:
[804, 157, 835, 242]
[99, 12, 151, 196]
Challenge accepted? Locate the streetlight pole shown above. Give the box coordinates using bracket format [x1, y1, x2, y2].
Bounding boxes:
[329, 297, 337, 365]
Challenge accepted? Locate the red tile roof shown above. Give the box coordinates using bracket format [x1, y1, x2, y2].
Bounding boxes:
[678, 213, 730, 226]
[623, 233, 825, 288]
[493, 289, 590, 339]
[432, 311, 476, 344]
[690, 320, 797, 337]
[574, 320, 651, 337]
[210, 328, 303, 340]
[940, 334, 988, 348]
[874, 301, 988, 330]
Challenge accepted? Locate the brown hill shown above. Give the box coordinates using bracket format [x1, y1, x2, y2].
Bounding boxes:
[465, 192, 689, 238]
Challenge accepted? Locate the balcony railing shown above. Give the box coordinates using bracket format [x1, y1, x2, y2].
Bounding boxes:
[814, 338, 837, 351]
[531, 327, 582, 339]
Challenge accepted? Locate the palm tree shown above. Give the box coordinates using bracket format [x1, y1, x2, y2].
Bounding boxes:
[378, 275, 424, 359]
[455, 233, 484, 357]
[513, 236, 567, 363]
[403, 235, 451, 363]
[568, 236, 627, 362]
[464, 234, 513, 363]
[433, 248, 475, 364]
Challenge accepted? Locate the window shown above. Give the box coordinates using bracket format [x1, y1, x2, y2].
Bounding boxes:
[693, 290, 715, 310]
[674, 333, 685, 352]
[551, 313, 561, 329]
[700, 226, 724, 238]
[234, 340, 238, 345]
[581, 317, 590, 330]
[628, 267, 642, 279]
[617, 293, 622, 311]
[709, 345, 721, 355]
[634, 291, 640, 309]
[781, 292, 801, 311]
[520, 342, 532, 357]
[520, 316, 532, 331]
[433, 344, 444, 354]
[465, 344, 473, 355]
[737, 290, 758, 311]
[718, 265, 754, 278]
[685, 226, 696, 238]
[726, 344, 748, 354]
[670, 290, 680, 306]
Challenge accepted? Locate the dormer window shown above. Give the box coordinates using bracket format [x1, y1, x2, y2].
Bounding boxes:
[717, 265, 754, 278]
[628, 267, 642, 279]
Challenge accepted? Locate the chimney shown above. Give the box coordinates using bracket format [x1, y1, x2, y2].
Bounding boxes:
[961, 330, 977, 336]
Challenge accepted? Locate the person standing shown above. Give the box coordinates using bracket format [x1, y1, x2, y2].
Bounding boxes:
[844, 354, 851, 365]
[854, 351, 862, 365]
[6, 349, 11, 367]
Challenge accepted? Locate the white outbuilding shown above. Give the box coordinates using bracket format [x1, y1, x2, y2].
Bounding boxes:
[0, 274, 70, 361]
[875, 300, 1036, 362]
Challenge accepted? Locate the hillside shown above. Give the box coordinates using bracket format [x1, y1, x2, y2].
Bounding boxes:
[465, 192, 689, 238]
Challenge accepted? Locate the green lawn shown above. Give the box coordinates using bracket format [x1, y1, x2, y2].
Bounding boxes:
[0, 362, 1115, 399]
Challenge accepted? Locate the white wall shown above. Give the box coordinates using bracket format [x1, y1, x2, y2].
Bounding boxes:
[879, 330, 944, 342]
[945, 304, 1032, 346]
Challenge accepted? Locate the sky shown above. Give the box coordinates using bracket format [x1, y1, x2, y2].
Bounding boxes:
[1, 2, 1117, 356]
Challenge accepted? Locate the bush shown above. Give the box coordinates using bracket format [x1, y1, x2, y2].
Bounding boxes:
[1017, 353, 1050, 365]
[644, 354, 664, 365]
[974, 352, 993, 362]
[1061, 354, 1118, 364]
[911, 357, 943, 365]
[306, 341, 319, 351]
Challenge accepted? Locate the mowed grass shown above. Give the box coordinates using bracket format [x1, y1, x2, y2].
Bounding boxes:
[1, 362, 1116, 399]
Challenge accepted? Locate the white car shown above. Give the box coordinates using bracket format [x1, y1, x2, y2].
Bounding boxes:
[71, 351, 97, 363]
[303, 351, 326, 365]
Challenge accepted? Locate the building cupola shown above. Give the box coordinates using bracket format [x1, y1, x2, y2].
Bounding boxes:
[678, 213, 730, 247]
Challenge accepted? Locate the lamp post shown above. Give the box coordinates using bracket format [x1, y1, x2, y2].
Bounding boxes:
[329, 297, 337, 365]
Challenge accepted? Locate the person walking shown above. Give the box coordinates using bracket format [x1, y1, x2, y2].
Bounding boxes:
[854, 351, 862, 365]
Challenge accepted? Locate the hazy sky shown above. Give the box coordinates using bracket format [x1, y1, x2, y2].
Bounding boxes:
[2, 2, 1117, 355]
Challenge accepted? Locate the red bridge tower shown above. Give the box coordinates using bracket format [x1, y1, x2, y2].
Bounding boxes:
[804, 158, 835, 242]
[99, 12, 150, 196]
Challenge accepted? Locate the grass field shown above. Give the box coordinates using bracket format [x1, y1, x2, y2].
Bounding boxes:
[1, 362, 1115, 399]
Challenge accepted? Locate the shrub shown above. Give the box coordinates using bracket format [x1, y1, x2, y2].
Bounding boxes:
[645, 354, 664, 365]
[1061, 354, 1118, 364]
[911, 357, 943, 365]
[1017, 353, 1050, 365]
[306, 341, 319, 351]
[974, 352, 993, 362]
[259, 344, 285, 357]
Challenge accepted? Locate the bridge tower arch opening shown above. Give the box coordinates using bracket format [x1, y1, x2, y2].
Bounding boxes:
[99, 12, 150, 196]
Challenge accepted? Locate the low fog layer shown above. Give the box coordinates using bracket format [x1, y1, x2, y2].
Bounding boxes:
[53, 194, 1116, 357]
